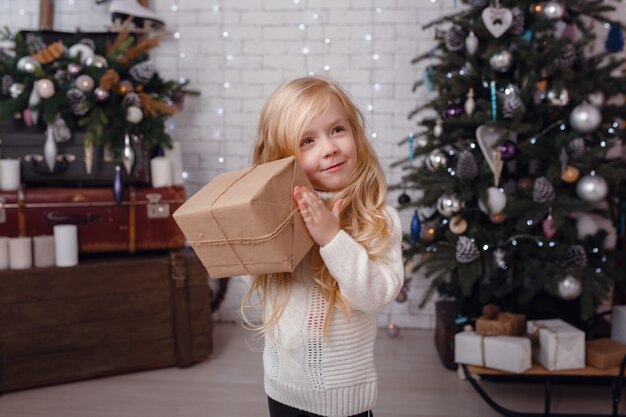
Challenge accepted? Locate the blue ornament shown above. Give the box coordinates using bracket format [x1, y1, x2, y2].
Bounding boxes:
[605, 22, 624, 53]
[521, 29, 533, 44]
[423, 67, 434, 92]
[113, 165, 124, 206]
[411, 210, 421, 243]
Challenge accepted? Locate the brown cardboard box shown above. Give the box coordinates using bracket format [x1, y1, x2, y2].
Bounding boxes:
[173, 156, 314, 279]
[586, 338, 626, 370]
[476, 312, 526, 337]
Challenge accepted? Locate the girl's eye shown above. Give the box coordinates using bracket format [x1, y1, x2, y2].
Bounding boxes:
[300, 137, 314, 147]
[332, 127, 345, 135]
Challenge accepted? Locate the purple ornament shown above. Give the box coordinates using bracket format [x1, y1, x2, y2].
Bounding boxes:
[499, 140, 517, 160]
[113, 165, 124, 206]
[444, 105, 464, 119]
[94, 87, 110, 101]
[67, 63, 82, 76]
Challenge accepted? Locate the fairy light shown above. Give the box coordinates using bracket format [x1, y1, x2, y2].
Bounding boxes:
[18, 9, 25, 15]
[174, 31, 181, 39]
[302, 47, 310, 54]
[223, 81, 230, 88]
[372, 53, 379, 60]
[218, 157, 225, 163]
[298, 23, 306, 30]
[323, 65, 330, 71]
[367, 104, 374, 112]
[179, 52, 186, 58]
[171, 4, 178, 11]
[68, 0, 74, 5]
[222, 31, 229, 37]
[365, 33, 373, 41]
[324, 38, 331, 44]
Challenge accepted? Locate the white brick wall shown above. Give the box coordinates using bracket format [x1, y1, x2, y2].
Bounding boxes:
[3, 0, 623, 330]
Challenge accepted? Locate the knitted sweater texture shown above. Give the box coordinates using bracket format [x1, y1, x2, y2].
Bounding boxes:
[263, 205, 404, 417]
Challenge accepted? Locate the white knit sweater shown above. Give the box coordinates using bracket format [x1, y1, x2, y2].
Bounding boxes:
[263, 205, 404, 417]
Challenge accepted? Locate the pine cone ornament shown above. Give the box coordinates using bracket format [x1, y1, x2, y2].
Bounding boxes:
[54, 69, 73, 83]
[122, 92, 142, 108]
[25, 33, 46, 54]
[499, 91, 525, 118]
[130, 60, 157, 84]
[533, 177, 556, 203]
[555, 44, 577, 70]
[568, 137, 586, 159]
[566, 245, 588, 266]
[510, 8, 526, 36]
[446, 26, 464, 51]
[457, 149, 479, 179]
[66, 88, 89, 116]
[456, 236, 481, 264]
[1, 74, 13, 95]
[468, 0, 488, 8]
[78, 38, 96, 51]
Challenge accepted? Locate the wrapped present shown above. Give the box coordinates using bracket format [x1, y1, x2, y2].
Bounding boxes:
[454, 330, 531, 373]
[586, 338, 626, 370]
[611, 305, 626, 344]
[173, 156, 314, 279]
[476, 311, 526, 337]
[527, 319, 585, 371]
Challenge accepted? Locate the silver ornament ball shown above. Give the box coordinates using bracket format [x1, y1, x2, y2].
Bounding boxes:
[426, 150, 448, 171]
[17, 56, 40, 73]
[489, 50, 513, 72]
[9, 83, 25, 98]
[437, 194, 464, 217]
[85, 55, 108, 68]
[557, 275, 582, 300]
[569, 103, 602, 133]
[542, 2, 566, 20]
[576, 174, 608, 203]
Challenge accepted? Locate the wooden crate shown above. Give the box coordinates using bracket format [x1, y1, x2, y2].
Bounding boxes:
[0, 249, 212, 393]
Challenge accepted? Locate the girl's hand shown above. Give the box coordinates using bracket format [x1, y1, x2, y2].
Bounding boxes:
[293, 186, 343, 247]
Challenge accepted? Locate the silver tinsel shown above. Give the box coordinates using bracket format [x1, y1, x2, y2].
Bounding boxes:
[457, 149, 478, 179]
[446, 26, 464, 51]
[66, 88, 89, 116]
[130, 60, 157, 84]
[25, 33, 46, 54]
[533, 177, 556, 203]
[566, 245, 588, 266]
[510, 8, 525, 35]
[568, 137, 586, 159]
[456, 236, 481, 264]
[1, 74, 13, 95]
[555, 44, 577, 70]
[122, 92, 142, 108]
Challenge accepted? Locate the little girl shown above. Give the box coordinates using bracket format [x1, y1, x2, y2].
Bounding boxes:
[243, 76, 404, 417]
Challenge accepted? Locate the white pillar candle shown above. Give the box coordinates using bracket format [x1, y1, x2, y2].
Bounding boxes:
[9, 236, 32, 269]
[54, 225, 78, 267]
[164, 141, 184, 185]
[0, 159, 21, 191]
[33, 235, 55, 268]
[0, 237, 8, 270]
[150, 156, 173, 188]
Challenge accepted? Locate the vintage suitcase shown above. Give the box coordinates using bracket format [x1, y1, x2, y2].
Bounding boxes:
[0, 121, 151, 186]
[0, 185, 186, 253]
[0, 249, 213, 393]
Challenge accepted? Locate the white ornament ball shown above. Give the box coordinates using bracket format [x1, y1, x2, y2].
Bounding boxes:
[85, 55, 108, 68]
[9, 83, 25, 98]
[426, 150, 448, 171]
[17, 56, 40, 73]
[576, 214, 598, 239]
[479, 187, 507, 215]
[542, 1, 566, 20]
[75, 74, 95, 92]
[126, 106, 144, 124]
[35, 79, 55, 99]
[68, 43, 95, 64]
[576, 174, 608, 203]
[569, 103, 602, 133]
[557, 275, 582, 300]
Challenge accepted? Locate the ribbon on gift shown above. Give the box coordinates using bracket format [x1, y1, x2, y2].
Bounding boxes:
[186, 164, 300, 275]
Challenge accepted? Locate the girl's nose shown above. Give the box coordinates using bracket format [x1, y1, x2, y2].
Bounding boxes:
[321, 137, 338, 157]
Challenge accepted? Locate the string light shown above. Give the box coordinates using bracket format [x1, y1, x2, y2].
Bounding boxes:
[222, 31, 229, 37]
[171, 4, 178, 11]
[174, 31, 181, 39]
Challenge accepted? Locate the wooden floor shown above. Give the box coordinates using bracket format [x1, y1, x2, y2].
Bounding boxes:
[0, 323, 623, 417]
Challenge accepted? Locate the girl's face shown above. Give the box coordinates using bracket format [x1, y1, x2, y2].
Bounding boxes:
[295, 95, 357, 191]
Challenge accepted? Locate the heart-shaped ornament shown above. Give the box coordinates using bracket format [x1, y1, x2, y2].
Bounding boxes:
[482, 6, 513, 38]
[476, 125, 506, 185]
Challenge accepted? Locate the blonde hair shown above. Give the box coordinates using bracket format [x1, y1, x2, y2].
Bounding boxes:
[242, 76, 390, 339]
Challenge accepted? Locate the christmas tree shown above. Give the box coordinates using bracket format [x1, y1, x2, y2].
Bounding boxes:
[398, 0, 626, 326]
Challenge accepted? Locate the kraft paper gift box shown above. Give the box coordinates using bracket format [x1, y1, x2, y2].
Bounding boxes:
[173, 156, 314, 279]
[455, 331, 531, 373]
[527, 319, 585, 371]
[611, 305, 626, 345]
[476, 312, 526, 337]
[586, 338, 626, 370]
